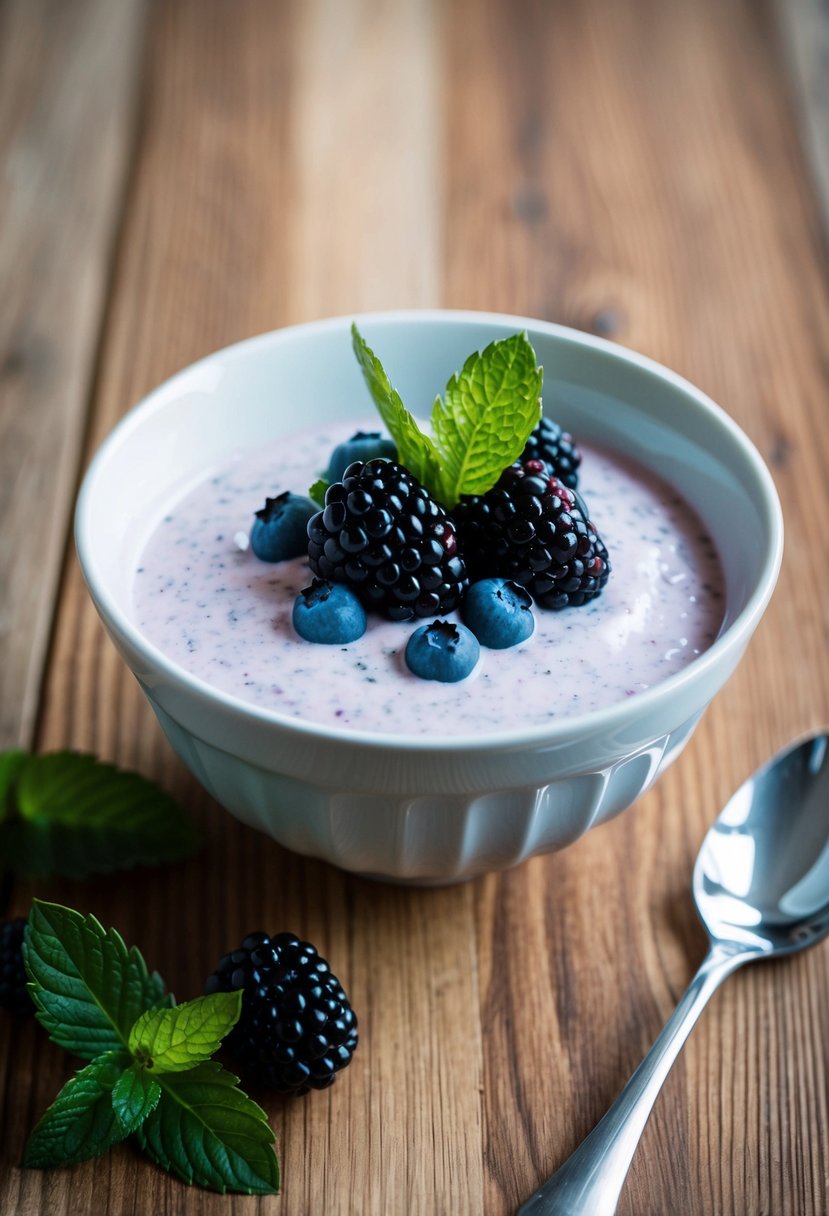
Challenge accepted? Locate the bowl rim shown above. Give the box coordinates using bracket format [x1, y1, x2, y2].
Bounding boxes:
[75, 308, 784, 753]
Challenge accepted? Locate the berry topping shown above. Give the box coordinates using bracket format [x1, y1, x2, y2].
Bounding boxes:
[404, 619, 480, 682]
[453, 462, 611, 609]
[307, 459, 469, 622]
[292, 578, 367, 644]
[0, 918, 32, 1017]
[205, 931, 358, 1096]
[461, 578, 535, 649]
[250, 491, 318, 563]
[325, 431, 397, 484]
[521, 416, 582, 488]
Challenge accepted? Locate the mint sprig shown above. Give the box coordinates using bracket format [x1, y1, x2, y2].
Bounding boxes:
[22, 900, 279, 1196]
[0, 751, 200, 880]
[350, 325, 542, 508]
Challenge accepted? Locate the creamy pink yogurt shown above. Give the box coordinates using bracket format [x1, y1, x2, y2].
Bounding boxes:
[133, 423, 724, 736]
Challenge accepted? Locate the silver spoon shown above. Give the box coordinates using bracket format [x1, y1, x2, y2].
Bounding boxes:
[518, 733, 829, 1216]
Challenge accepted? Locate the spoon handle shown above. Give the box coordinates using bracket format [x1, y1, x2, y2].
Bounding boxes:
[516, 941, 750, 1216]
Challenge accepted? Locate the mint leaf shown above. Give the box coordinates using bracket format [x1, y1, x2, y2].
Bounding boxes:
[23, 900, 171, 1059]
[0, 751, 200, 880]
[136, 1062, 279, 1195]
[431, 332, 542, 507]
[308, 477, 328, 508]
[111, 1064, 161, 1134]
[351, 325, 442, 492]
[23, 1051, 132, 1167]
[129, 992, 242, 1074]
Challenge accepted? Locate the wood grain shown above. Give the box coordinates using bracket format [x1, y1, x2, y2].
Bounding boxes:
[0, 0, 147, 751]
[1, 0, 828, 1213]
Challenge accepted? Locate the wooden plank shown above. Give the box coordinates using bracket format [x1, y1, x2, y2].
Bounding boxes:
[775, 0, 829, 242]
[441, 0, 829, 1212]
[0, 0, 148, 750]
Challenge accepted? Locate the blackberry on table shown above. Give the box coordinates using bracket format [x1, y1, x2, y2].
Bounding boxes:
[521, 416, 582, 488]
[205, 931, 358, 1096]
[0, 918, 32, 1017]
[453, 459, 610, 609]
[307, 459, 468, 622]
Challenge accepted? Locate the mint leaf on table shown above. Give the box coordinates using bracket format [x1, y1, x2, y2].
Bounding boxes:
[136, 1061, 280, 1195]
[431, 332, 542, 506]
[308, 477, 329, 507]
[22, 1051, 132, 1168]
[351, 324, 443, 491]
[23, 900, 171, 1059]
[21, 900, 280, 1195]
[111, 1065, 162, 1134]
[351, 324, 543, 509]
[0, 751, 200, 880]
[128, 992, 242, 1074]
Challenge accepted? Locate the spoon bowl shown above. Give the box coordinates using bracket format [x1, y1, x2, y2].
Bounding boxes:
[519, 733, 829, 1216]
[694, 735, 829, 953]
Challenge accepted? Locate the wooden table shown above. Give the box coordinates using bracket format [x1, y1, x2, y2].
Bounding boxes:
[2, 2, 827, 1213]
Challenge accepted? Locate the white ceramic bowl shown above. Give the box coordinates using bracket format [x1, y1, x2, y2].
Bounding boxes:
[75, 312, 783, 884]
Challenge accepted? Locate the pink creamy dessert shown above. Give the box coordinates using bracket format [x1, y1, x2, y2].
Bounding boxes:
[132, 422, 724, 736]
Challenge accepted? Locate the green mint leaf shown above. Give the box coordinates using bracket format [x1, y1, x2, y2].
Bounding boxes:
[128, 992, 242, 1075]
[136, 1061, 279, 1195]
[0, 751, 200, 880]
[431, 332, 543, 507]
[0, 750, 27, 821]
[22, 1051, 132, 1168]
[111, 1064, 162, 1134]
[308, 477, 329, 508]
[351, 324, 442, 493]
[23, 900, 172, 1059]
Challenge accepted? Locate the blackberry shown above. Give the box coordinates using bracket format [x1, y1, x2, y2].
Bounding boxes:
[521, 416, 582, 488]
[205, 931, 358, 1096]
[453, 460, 610, 609]
[0, 918, 32, 1016]
[307, 459, 468, 622]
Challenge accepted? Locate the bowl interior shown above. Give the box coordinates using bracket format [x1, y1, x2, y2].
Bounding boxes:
[79, 313, 779, 658]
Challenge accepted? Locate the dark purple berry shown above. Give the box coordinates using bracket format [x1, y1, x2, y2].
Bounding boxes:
[205, 931, 358, 1096]
[521, 416, 582, 488]
[307, 459, 468, 621]
[453, 461, 610, 609]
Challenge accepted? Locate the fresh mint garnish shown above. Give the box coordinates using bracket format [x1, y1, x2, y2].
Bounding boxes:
[351, 324, 542, 508]
[431, 333, 543, 504]
[308, 476, 329, 507]
[21, 900, 279, 1195]
[351, 325, 443, 492]
[0, 751, 200, 880]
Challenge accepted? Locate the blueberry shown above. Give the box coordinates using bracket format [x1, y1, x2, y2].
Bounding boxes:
[461, 578, 535, 649]
[251, 492, 317, 562]
[326, 432, 397, 484]
[404, 619, 479, 682]
[292, 579, 367, 644]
